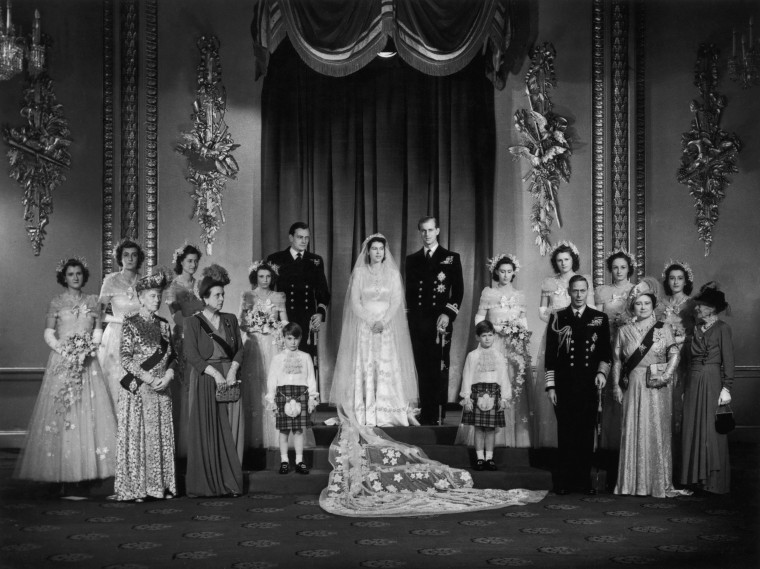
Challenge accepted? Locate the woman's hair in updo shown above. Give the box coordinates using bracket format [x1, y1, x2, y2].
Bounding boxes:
[550, 244, 580, 273]
[56, 259, 90, 288]
[172, 244, 202, 275]
[249, 262, 278, 289]
[364, 235, 387, 263]
[606, 251, 634, 278]
[663, 264, 694, 296]
[491, 257, 517, 282]
[115, 239, 145, 269]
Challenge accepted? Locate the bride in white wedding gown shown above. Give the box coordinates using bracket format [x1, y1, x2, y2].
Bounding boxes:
[320, 234, 546, 517]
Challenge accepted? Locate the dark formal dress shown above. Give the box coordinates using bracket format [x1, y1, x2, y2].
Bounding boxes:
[184, 312, 244, 497]
[405, 246, 463, 424]
[545, 306, 611, 492]
[266, 249, 330, 358]
[680, 319, 734, 494]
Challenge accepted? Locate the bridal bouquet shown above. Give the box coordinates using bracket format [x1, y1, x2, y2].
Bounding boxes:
[54, 332, 99, 415]
[497, 320, 532, 401]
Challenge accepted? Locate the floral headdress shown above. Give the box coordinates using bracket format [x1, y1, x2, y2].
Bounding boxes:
[248, 260, 279, 276]
[55, 256, 88, 274]
[112, 237, 141, 260]
[172, 242, 202, 266]
[662, 259, 694, 283]
[549, 240, 580, 258]
[606, 247, 638, 270]
[487, 253, 521, 274]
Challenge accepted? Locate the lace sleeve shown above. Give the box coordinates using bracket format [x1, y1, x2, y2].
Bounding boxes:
[381, 270, 403, 326]
[349, 270, 372, 323]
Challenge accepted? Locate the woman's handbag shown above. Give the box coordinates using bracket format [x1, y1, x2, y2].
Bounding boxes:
[216, 382, 241, 403]
[646, 362, 670, 389]
[715, 404, 735, 434]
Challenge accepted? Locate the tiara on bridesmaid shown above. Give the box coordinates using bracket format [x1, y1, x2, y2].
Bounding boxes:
[549, 240, 579, 258]
[486, 253, 520, 274]
[606, 247, 638, 269]
[55, 256, 88, 274]
[248, 260, 279, 276]
[662, 259, 694, 282]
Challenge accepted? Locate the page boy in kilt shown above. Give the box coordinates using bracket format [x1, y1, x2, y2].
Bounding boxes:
[459, 320, 512, 471]
[265, 323, 319, 475]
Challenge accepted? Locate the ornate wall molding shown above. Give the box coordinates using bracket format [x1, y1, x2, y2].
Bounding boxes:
[634, 0, 646, 279]
[102, 0, 115, 275]
[120, 0, 139, 240]
[144, 0, 158, 271]
[591, 0, 605, 287]
[611, 1, 629, 253]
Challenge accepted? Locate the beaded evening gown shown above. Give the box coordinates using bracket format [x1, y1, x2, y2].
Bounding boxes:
[164, 278, 204, 457]
[98, 272, 141, 409]
[239, 289, 286, 448]
[656, 295, 695, 470]
[15, 294, 117, 482]
[533, 274, 595, 448]
[114, 311, 176, 500]
[469, 286, 532, 447]
[595, 281, 634, 450]
[612, 318, 684, 498]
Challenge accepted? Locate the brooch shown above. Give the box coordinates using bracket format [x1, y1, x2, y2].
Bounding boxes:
[437, 272, 446, 282]
[436, 284, 446, 293]
[592, 332, 598, 342]
[441, 256, 454, 264]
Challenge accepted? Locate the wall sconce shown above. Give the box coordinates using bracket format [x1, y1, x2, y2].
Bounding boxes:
[729, 16, 759, 88]
[0, 2, 45, 80]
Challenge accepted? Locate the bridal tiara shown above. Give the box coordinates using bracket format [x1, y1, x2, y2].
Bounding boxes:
[662, 259, 694, 282]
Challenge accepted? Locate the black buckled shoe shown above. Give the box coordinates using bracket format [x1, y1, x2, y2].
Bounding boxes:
[474, 459, 485, 471]
[486, 459, 498, 471]
[295, 462, 310, 475]
[278, 462, 290, 475]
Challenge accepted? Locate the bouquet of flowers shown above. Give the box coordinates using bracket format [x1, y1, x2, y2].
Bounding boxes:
[54, 332, 99, 415]
[496, 320, 533, 401]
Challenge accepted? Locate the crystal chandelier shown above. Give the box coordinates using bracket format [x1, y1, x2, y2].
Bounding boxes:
[0, 2, 44, 81]
[729, 16, 759, 89]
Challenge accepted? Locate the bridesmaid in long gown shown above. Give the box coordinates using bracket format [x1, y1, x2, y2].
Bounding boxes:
[611, 279, 689, 498]
[98, 240, 143, 409]
[534, 241, 594, 448]
[115, 271, 176, 502]
[238, 261, 286, 449]
[595, 249, 636, 450]
[470, 254, 531, 447]
[656, 260, 696, 471]
[16, 258, 117, 489]
[184, 264, 244, 497]
[164, 243, 204, 457]
[681, 283, 733, 494]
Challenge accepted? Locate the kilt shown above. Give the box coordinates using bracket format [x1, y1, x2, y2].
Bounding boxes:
[461, 383, 506, 428]
[274, 385, 311, 431]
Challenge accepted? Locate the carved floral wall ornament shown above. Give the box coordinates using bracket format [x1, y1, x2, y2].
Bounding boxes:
[3, 38, 71, 256]
[676, 43, 742, 256]
[176, 35, 239, 254]
[509, 43, 572, 256]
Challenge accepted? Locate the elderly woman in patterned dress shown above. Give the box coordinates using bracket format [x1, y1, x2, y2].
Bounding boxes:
[114, 271, 176, 502]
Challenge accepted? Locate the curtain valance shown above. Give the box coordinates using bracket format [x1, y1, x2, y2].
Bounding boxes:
[251, 0, 514, 89]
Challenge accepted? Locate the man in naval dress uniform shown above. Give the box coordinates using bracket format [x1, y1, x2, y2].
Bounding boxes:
[545, 274, 611, 494]
[405, 216, 464, 425]
[266, 222, 330, 359]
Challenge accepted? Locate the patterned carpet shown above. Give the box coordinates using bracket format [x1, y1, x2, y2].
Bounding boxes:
[1, 443, 758, 569]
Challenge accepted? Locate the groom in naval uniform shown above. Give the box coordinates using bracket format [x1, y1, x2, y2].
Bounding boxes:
[545, 274, 611, 494]
[266, 222, 330, 358]
[405, 216, 464, 426]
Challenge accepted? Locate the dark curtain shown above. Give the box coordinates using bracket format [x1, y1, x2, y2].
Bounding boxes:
[261, 40, 494, 399]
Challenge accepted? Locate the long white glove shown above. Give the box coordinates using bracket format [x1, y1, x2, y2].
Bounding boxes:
[718, 387, 731, 405]
[539, 306, 551, 323]
[92, 327, 103, 345]
[44, 328, 61, 354]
